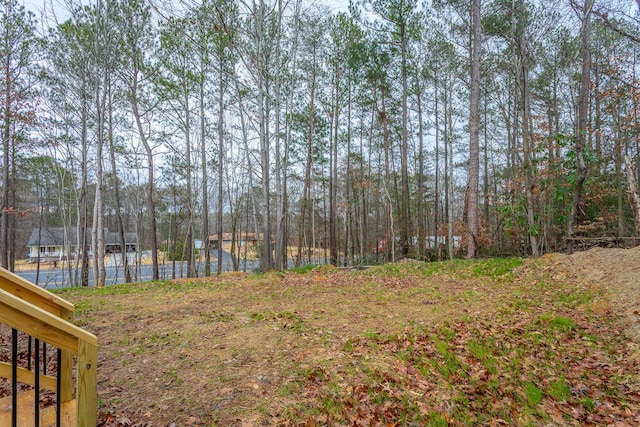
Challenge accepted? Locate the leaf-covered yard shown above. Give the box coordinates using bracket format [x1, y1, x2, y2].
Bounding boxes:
[54, 248, 640, 426]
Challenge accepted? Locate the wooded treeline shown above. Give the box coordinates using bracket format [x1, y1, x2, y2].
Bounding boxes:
[2, 0, 640, 284]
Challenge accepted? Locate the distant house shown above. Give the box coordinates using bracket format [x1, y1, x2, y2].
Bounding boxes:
[425, 235, 461, 249]
[27, 227, 137, 262]
[208, 232, 262, 250]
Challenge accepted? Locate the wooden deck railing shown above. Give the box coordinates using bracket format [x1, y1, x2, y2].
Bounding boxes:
[0, 267, 97, 427]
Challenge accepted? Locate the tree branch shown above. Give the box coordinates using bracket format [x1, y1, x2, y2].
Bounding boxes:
[592, 9, 640, 44]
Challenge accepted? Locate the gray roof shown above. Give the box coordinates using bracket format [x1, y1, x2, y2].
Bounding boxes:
[27, 227, 137, 247]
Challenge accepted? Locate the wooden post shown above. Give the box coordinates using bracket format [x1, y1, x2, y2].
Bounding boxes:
[60, 307, 75, 403]
[76, 340, 97, 427]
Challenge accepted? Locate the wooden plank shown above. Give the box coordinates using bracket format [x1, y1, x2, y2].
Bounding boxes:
[59, 351, 74, 402]
[76, 340, 97, 427]
[0, 267, 74, 319]
[0, 362, 57, 392]
[44, 398, 76, 427]
[0, 289, 97, 349]
[0, 390, 76, 427]
[0, 302, 78, 354]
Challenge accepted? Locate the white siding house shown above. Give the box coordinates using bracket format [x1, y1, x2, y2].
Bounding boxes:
[27, 227, 137, 262]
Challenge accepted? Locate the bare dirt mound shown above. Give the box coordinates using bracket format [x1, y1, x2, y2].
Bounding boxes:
[551, 246, 640, 345]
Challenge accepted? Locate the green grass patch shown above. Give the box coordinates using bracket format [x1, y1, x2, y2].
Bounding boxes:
[72, 299, 105, 316]
[343, 339, 354, 352]
[432, 340, 467, 379]
[538, 314, 575, 333]
[556, 289, 596, 307]
[467, 340, 498, 373]
[249, 311, 270, 321]
[361, 259, 453, 279]
[437, 325, 456, 342]
[547, 377, 570, 401]
[55, 280, 155, 297]
[362, 330, 380, 341]
[277, 311, 305, 333]
[581, 396, 595, 412]
[286, 264, 319, 274]
[471, 257, 524, 279]
[427, 413, 449, 427]
[366, 263, 403, 277]
[551, 315, 575, 331]
[524, 382, 543, 407]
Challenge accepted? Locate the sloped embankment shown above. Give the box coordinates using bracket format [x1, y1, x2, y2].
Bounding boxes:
[552, 246, 640, 346]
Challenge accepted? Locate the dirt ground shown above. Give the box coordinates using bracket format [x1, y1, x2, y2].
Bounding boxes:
[551, 246, 640, 347]
[2, 247, 640, 426]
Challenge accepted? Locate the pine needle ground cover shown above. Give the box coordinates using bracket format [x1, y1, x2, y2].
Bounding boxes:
[54, 248, 640, 426]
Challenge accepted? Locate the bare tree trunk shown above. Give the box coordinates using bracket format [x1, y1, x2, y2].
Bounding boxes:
[415, 72, 426, 259]
[297, 44, 317, 267]
[115, 0, 158, 279]
[513, 2, 539, 257]
[92, 104, 106, 288]
[345, 83, 353, 265]
[359, 112, 367, 261]
[1, 13, 10, 269]
[399, 18, 411, 258]
[1, 99, 9, 270]
[92, 125, 106, 288]
[483, 93, 490, 228]
[77, 80, 90, 287]
[108, 85, 131, 283]
[131, 84, 159, 279]
[274, 0, 285, 271]
[259, 92, 272, 271]
[434, 73, 440, 259]
[381, 93, 394, 263]
[255, 2, 273, 271]
[616, 134, 624, 237]
[594, 57, 602, 168]
[447, 85, 454, 260]
[91, 7, 109, 288]
[467, 0, 481, 259]
[200, 61, 211, 277]
[234, 79, 257, 272]
[232, 71, 259, 271]
[330, 68, 339, 266]
[217, 60, 225, 275]
[229, 0, 278, 271]
[91, 167, 105, 288]
[184, 92, 195, 278]
[568, 0, 594, 254]
[625, 155, 640, 237]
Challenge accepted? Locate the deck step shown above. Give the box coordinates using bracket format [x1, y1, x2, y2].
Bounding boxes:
[0, 390, 76, 427]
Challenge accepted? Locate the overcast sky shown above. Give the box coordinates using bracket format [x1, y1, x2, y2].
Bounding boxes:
[325, 0, 350, 13]
[22, 0, 353, 28]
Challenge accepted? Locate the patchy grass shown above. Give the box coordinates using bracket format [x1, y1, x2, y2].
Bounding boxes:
[471, 257, 524, 279]
[47, 254, 640, 426]
[548, 376, 570, 401]
[284, 264, 320, 274]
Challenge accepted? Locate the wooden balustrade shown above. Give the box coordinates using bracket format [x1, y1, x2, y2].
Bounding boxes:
[0, 267, 97, 427]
